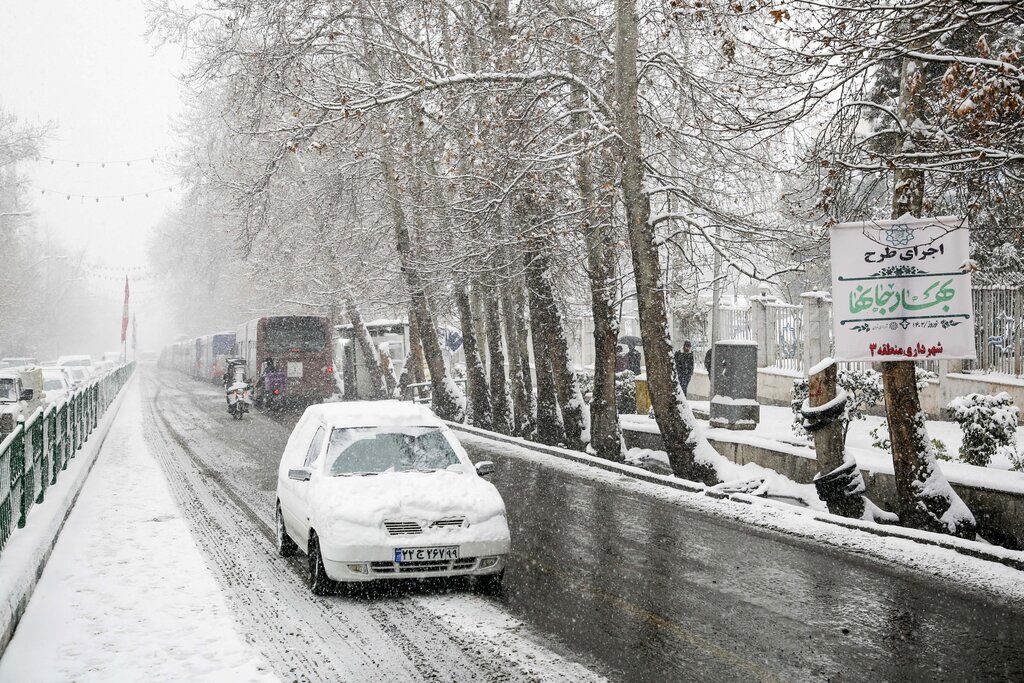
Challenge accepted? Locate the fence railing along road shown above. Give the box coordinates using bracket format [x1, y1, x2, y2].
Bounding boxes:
[0, 362, 135, 556]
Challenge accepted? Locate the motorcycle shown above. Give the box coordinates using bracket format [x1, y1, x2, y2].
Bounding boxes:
[223, 358, 252, 420]
[260, 370, 287, 411]
[227, 381, 252, 420]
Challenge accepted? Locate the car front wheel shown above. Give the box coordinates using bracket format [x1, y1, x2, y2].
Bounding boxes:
[476, 569, 505, 595]
[308, 534, 332, 595]
[276, 504, 297, 557]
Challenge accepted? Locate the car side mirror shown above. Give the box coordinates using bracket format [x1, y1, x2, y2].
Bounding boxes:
[19, 389, 33, 401]
[475, 461, 495, 477]
[288, 467, 312, 482]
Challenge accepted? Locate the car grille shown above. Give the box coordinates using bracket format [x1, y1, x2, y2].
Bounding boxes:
[384, 517, 467, 535]
[384, 521, 423, 535]
[370, 557, 478, 574]
[430, 517, 466, 529]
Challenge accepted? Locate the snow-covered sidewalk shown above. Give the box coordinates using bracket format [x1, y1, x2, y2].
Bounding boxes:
[0, 381, 274, 682]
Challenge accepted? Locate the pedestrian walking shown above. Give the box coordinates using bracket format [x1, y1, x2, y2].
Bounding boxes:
[674, 341, 694, 396]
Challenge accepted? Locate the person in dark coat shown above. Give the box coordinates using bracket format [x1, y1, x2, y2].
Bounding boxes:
[704, 347, 713, 373]
[674, 341, 694, 395]
[626, 347, 642, 375]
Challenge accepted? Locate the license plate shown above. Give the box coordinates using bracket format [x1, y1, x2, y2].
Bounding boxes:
[394, 546, 459, 563]
[286, 362, 303, 378]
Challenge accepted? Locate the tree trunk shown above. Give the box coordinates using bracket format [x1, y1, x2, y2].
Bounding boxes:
[513, 271, 534, 406]
[571, 79, 623, 461]
[612, 0, 716, 483]
[526, 261, 565, 445]
[485, 278, 513, 435]
[455, 281, 493, 429]
[525, 246, 586, 451]
[808, 363, 846, 475]
[881, 54, 975, 538]
[407, 306, 427, 384]
[344, 299, 387, 400]
[501, 286, 532, 436]
[382, 152, 465, 421]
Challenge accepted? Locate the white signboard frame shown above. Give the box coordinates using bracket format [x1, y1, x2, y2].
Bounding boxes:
[830, 215, 976, 362]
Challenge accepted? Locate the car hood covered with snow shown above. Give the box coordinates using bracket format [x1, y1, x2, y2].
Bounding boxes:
[311, 467, 509, 545]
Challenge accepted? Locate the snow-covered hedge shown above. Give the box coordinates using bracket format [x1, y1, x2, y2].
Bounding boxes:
[946, 392, 1022, 468]
[615, 371, 637, 414]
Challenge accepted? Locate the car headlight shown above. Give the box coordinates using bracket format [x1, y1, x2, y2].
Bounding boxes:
[347, 563, 368, 574]
[480, 556, 500, 569]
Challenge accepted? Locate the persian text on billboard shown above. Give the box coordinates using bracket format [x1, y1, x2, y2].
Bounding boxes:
[830, 215, 975, 361]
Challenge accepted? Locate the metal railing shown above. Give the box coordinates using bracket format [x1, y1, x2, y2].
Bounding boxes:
[765, 301, 803, 373]
[0, 362, 134, 556]
[967, 286, 1024, 377]
[406, 378, 469, 405]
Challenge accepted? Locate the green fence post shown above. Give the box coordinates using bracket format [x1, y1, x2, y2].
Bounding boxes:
[0, 435, 12, 552]
[32, 416, 44, 505]
[12, 430, 26, 529]
[60, 402, 69, 470]
[48, 408, 58, 484]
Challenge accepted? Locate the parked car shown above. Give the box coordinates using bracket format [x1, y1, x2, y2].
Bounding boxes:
[275, 401, 510, 595]
[41, 367, 74, 404]
[0, 367, 44, 438]
[65, 367, 90, 389]
[58, 355, 95, 375]
[1, 357, 38, 369]
[93, 360, 114, 375]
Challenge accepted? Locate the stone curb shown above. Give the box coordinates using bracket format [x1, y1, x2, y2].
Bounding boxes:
[447, 421, 1024, 572]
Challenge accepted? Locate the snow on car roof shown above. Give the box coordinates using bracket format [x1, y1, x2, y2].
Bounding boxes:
[57, 355, 93, 364]
[303, 401, 445, 429]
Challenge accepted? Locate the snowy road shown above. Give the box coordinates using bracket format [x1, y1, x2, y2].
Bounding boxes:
[139, 370, 604, 682]
[142, 369, 1024, 681]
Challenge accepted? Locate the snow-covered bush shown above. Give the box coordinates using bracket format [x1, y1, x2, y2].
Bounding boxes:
[615, 371, 637, 414]
[869, 423, 948, 460]
[791, 368, 884, 440]
[1007, 447, 1024, 472]
[576, 372, 594, 403]
[947, 392, 1020, 467]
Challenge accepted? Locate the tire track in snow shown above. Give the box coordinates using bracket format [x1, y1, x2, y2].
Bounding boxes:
[141, 372, 602, 682]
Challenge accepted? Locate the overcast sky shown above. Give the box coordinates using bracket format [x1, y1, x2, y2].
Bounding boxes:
[0, 0, 186, 349]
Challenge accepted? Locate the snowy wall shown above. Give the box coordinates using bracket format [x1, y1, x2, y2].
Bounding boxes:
[622, 427, 1024, 550]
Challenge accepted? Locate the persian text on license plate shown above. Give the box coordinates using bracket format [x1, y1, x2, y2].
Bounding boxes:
[394, 546, 459, 563]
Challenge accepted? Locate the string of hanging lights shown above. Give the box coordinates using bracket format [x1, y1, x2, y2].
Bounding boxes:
[33, 151, 184, 168]
[37, 183, 181, 202]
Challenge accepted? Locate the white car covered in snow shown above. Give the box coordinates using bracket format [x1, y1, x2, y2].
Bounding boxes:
[275, 401, 510, 594]
[41, 367, 74, 404]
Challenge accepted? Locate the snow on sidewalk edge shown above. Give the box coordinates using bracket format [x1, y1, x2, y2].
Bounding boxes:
[0, 374, 135, 655]
[448, 421, 1024, 572]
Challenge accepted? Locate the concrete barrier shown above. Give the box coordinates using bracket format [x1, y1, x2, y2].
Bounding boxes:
[622, 425, 1024, 550]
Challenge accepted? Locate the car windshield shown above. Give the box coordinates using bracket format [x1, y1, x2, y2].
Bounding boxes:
[325, 426, 460, 476]
[62, 359, 91, 367]
[0, 378, 17, 402]
[43, 379, 64, 391]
